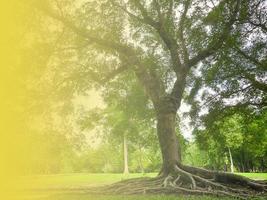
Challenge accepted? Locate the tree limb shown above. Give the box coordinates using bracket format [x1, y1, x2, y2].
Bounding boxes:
[178, 0, 190, 66]
[234, 45, 266, 70]
[248, 20, 267, 33]
[42, 5, 165, 105]
[42, 6, 130, 54]
[130, 0, 182, 74]
[188, 0, 241, 68]
[241, 72, 267, 93]
[100, 64, 130, 84]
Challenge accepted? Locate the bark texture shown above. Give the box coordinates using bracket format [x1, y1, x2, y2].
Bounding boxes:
[157, 111, 180, 175]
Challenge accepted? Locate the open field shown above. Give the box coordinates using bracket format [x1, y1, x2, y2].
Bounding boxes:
[15, 173, 156, 190]
[235, 173, 267, 180]
[9, 173, 267, 200]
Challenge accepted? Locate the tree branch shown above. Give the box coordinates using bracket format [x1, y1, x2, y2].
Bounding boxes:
[234, 46, 266, 70]
[188, 0, 241, 68]
[111, 1, 147, 25]
[248, 20, 267, 33]
[42, 5, 165, 106]
[42, 6, 130, 54]
[178, 0, 190, 66]
[152, 0, 163, 23]
[200, 84, 253, 108]
[167, 0, 174, 20]
[241, 72, 267, 93]
[130, 0, 182, 74]
[131, 0, 159, 27]
[100, 64, 130, 84]
[133, 61, 166, 106]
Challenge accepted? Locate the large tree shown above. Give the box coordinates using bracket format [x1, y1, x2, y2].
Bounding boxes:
[31, 0, 266, 197]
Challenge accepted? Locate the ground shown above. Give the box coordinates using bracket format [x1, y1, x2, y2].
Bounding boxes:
[9, 173, 267, 200]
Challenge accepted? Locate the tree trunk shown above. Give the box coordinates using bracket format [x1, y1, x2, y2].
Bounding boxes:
[228, 147, 234, 173]
[138, 143, 144, 173]
[157, 111, 181, 175]
[123, 134, 129, 174]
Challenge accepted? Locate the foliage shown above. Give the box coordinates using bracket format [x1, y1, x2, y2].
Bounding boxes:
[183, 142, 209, 168]
[194, 109, 267, 172]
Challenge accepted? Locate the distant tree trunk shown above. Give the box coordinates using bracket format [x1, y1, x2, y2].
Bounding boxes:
[123, 134, 129, 174]
[260, 158, 265, 172]
[241, 163, 245, 172]
[228, 147, 234, 173]
[138, 143, 144, 173]
[241, 149, 245, 172]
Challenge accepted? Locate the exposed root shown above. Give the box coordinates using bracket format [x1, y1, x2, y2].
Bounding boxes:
[173, 175, 181, 186]
[174, 165, 196, 189]
[85, 164, 267, 199]
[179, 164, 267, 192]
[162, 175, 173, 188]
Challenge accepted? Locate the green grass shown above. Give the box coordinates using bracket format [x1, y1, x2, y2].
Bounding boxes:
[11, 173, 266, 200]
[236, 173, 267, 180]
[16, 193, 245, 200]
[16, 173, 156, 189]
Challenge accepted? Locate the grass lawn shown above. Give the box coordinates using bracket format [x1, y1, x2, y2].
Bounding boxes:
[15, 173, 157, 189]
[235, 173, 267, 180]
[8, 173, 267, 200]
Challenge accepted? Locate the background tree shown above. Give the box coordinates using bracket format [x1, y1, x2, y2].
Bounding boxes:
[194, 109, 267, 173]
[78, 74, 162, 173]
